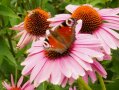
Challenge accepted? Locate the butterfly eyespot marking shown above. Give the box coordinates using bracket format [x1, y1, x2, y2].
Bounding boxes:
[66, 18, 74, 27]
[43, 40, 50, 49]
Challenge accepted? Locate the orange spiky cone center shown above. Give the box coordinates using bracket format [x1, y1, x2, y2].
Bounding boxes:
[10, 87, 21, 90]
[44, 49, 70, 59]
[24, 8, 50, 36]
[71, 5, 102, 33]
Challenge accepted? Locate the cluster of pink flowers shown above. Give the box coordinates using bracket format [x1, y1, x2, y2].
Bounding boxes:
[3, 3, 119, 90]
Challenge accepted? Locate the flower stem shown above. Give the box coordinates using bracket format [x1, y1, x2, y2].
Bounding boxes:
[15, 66, 18, 84]
[78, 77, 92, 90]
[6, 30, 15, 57]
[97, 74, 106, 90]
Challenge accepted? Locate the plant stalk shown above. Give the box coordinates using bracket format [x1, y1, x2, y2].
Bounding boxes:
[97, 74, 106, 90]
[78, 77, 92, 90]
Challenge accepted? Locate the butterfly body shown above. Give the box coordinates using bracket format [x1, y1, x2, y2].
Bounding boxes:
[43, 18, 76, 54]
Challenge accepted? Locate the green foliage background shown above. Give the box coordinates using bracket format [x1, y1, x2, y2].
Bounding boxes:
[0, 0, 119, 90]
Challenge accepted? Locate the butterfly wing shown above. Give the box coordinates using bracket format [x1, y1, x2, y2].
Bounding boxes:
[56, 26, 75, 47]
[43, 18, 76, 53]
[44, 32, 67, 53]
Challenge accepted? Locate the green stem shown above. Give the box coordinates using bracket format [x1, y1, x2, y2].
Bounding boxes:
[15, 66, 18, 84]
[0, 69, 5, 79]
[6, 30, 18, 83]
[6, 30, 15, 57]
[79, 84, 84, 90]
[97, 74, 106, 90]
[78, 77, 92, 90]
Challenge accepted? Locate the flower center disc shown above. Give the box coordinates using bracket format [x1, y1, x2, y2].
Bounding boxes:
[10, 87, 21, 90]
[44, 49, 70, 59]
[71, 6, 102, 33]
[24, 8, 50, 36]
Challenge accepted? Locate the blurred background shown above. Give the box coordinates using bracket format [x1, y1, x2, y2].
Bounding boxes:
[0, 0, 119, 90]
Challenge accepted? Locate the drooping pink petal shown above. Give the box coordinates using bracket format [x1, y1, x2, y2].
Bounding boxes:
[68, 78, 74, 85]
[47, 14, 71, 21]
[58, 74, 65, 85]
[105, 19, 119, 26]
[88, 71, 97, 83]
[75, 43, 101, 48]
[31, 37, 44, 47]
[61, 77, 68, 88]
[2, 81, 11, 89]
[102, 16, 119, 21]
[30, 58, 47, 83]
[69, 86, 77, 90]
[50, 60, 62, 84]
[103, 23, 119, 31]
[93, 60, 107, 78]
[28, 47, 44, 56]
[55, 14, 71, 18]
[34, 60, 54, 87]
[98, 28, 117, 49]
[82, 74, 88, 83]
[99, 8, 119, 16]
[68, 56, 87, 79]
[103, 53, 112, 60]
[71, 49, 93, 63]
[21, 81, 30, 90]
[75, 20, 82, 34]
[14, 31, 25, 38]
[65, 4, 79, 13]
[74, 47, 104, 58]
[113, 37, 119, 48]
[22, 85, 34, 90]
[10, 22, 24, 30]
[94, 31, 111, 54]
[49, 21, 63, 27]
[59, 58, 72, 78]
[22, 54, 42, 75]
[76, 33, 96, 40]
[21, 80, 34, 90]
[75, 34, 101, 45]
[17, 33, 33, 49]
[17, 76, 24, 88]
[16, 31, 27, 47]
[102, 26, 119, 39]
[70, 53, 92, 71]
[11, 74, 15, 87]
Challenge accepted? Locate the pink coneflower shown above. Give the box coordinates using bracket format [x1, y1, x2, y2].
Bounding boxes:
[48, 4, 119, 54]
[21, 19, 104, 87]
[10, 8, 50, 49]
[2, 74, 34, 90]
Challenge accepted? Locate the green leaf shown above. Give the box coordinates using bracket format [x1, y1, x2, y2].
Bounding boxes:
[89, 0, 107, 6]
[0, 37, 17, 66]
[0, 0, 10, 6]
[36, 82, 47, 90]
[45, 3, 56, 16]
[111, 50, 119, 74]
[9, 17, 21, 26]
[106, 79, 119, 90]
[0, 5, 19, 18]
[0, 55, 3, 65]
